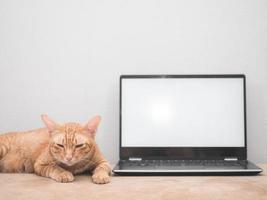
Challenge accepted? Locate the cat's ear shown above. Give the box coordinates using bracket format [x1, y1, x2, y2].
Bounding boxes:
[41, 114, 59, 132]
[83, 116, 101, 139]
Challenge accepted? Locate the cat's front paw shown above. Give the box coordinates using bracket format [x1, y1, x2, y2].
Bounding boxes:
[53, 171, 74, 183]
[92, 173, 110, 184]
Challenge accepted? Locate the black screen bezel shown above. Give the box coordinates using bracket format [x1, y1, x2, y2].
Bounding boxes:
[119, 74, 247, 160]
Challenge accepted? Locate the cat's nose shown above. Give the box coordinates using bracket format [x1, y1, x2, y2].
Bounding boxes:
[66, 156, 72, 161]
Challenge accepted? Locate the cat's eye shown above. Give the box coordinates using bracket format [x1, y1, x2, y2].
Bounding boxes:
[56, 143, 64, 148]
[75, 144, 84, 148]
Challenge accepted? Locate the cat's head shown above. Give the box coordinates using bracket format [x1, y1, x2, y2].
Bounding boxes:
[41, 114, 101, 166]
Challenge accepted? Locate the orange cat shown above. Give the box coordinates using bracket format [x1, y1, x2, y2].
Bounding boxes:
[0, 115, 111, 184]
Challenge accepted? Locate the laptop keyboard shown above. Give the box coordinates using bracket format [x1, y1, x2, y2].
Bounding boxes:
[121, 160, 246, 167]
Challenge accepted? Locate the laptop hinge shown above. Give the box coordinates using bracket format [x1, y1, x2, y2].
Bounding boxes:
[224, 157, 238, 161]
[129, 157, 142, 161]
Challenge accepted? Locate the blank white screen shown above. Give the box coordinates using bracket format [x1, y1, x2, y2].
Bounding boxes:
[121, 78, 245, 147]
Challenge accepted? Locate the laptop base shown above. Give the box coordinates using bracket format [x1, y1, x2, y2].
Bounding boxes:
[113, 160, 262, 176]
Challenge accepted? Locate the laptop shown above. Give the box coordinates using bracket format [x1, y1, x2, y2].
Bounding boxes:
[113, 74, 262, 175]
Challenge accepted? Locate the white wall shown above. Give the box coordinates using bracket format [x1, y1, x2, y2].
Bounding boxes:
[0, 0, 266, 164]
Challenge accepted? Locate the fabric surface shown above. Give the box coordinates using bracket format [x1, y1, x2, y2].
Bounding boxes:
[0, 164, 266, 200]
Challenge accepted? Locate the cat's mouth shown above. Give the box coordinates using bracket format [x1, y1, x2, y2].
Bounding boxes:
[62, 160, 76, 166]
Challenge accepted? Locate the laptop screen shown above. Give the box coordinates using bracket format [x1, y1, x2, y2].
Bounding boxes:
[121, 77, 245, 148]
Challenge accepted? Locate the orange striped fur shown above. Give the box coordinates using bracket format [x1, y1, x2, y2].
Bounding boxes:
[0, 115, 111, 184]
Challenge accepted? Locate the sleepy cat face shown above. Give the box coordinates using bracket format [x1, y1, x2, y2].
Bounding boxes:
[41, 115, 101, 166]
